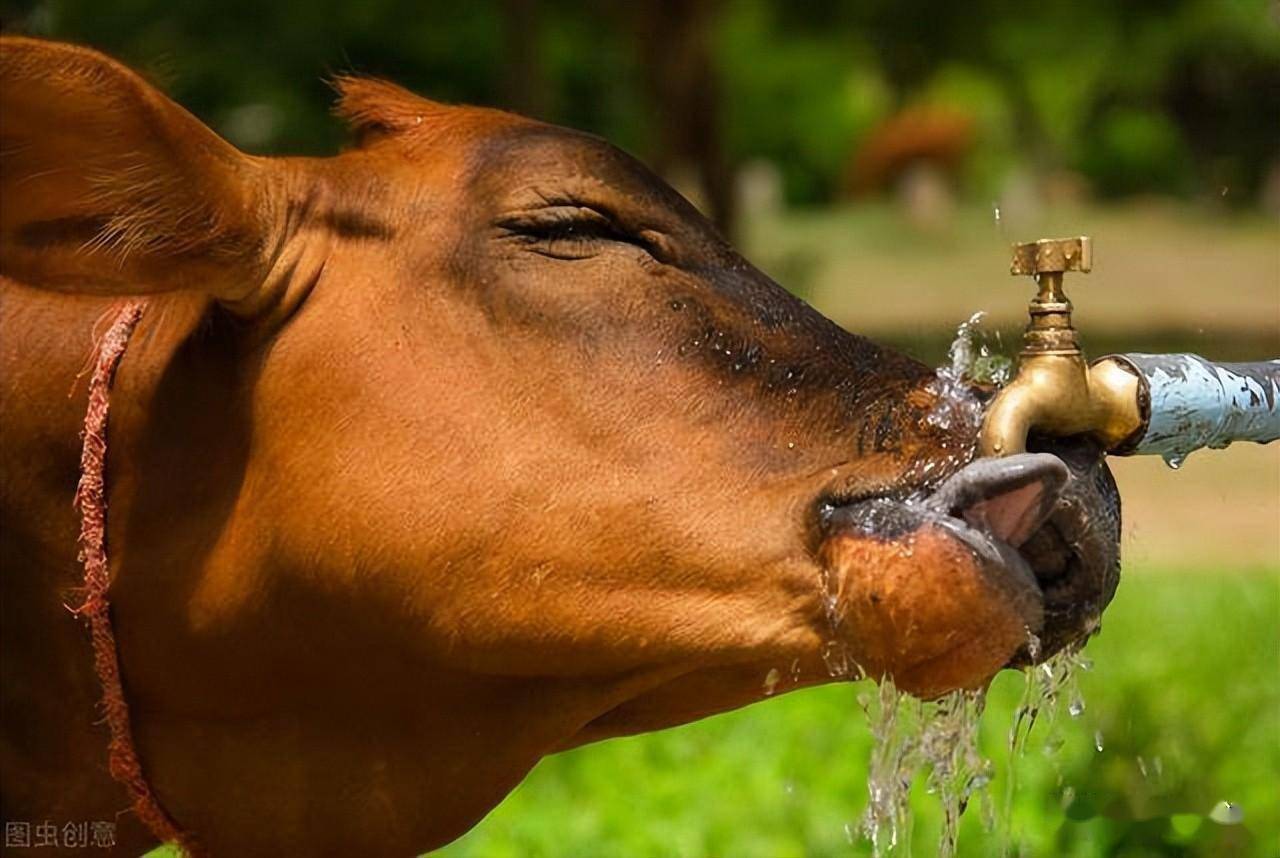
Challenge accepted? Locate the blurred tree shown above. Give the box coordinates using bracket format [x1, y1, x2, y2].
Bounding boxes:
[626, 0, 735, 235]
[501, 0, 548, 119]
[1, 0, 1276, 207]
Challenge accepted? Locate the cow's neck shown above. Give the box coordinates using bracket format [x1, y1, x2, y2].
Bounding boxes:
[0, 288, 205, 854]
[0, 287, 678, 855]
[71, 299, 199, 851]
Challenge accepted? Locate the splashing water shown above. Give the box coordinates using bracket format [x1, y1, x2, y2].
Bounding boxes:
[925, 312, 1014, 436]
[922, 689, 992, 856]
[1000, 646, 1093, 855]
[854, 645, 1096, 857]
[1007, 647, 1092, 757]
[947, 311, 1014, 388]
[858, 681, 992, 857]
[905, 312, 1017, 501]
[860, 680, 916, 856]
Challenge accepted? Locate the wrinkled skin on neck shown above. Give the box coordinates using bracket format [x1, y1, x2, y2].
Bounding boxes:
[0, 40, 1119, 857]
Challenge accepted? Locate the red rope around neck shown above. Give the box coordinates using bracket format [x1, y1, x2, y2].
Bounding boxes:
[73, 299, 198, 855]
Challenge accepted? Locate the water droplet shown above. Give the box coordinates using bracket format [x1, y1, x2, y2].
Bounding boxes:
[821, 640, 849, 677]
[762, 667, 780, 696]
[1068, 697, 1085, 718]
[1025, 631, 1042, 662]
[1163, 452, 1186, 470]
[1209, 800, 1244, 825]
[1061, 786, 1076, 809]
[786, 441, 795, 449]
[1094, 730, 1104, 752]
[992, 203, 1002, 224]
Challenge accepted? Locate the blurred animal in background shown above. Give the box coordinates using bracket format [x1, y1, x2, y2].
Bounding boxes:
[845, 106, 975, 228]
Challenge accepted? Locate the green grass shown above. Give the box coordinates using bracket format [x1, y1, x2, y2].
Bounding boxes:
[145, 570, 1277, 857]
[432, 570, 1278, 858]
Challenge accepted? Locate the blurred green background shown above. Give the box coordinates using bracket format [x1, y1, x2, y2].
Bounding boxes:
[4, 0, 1279, 216]
[6, 1, 1275, 855]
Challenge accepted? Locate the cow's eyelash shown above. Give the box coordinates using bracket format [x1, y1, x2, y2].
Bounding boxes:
[497, 206, 652, 255]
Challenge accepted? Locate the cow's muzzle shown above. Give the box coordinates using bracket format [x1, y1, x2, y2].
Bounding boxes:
[815, 439, 1120, 697]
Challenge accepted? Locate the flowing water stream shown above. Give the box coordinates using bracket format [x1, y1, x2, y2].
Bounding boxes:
[857, 646, 1092, 857]
[858, 680, 992, 857]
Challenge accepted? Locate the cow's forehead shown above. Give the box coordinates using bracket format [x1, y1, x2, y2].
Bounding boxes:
[464, 125, 678, 204]
[469, 124, 622, 167]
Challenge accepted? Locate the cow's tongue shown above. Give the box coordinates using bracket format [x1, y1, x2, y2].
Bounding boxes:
[925, 454, 1069, 547]
[920, 453, 1070, 576]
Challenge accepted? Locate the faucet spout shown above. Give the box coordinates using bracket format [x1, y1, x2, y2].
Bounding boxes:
[979, 352, 1143, 456]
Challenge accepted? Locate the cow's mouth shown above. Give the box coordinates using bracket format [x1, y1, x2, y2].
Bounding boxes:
[1006, 437, 1121, 663]
[817, 439, 1120, 695]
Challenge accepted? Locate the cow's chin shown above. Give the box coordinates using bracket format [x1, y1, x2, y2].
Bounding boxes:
[817, 446, 1120, 699]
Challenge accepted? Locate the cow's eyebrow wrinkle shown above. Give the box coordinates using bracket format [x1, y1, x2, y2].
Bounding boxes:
[317, 209, 396, 241]
[16, 214, 112, 247]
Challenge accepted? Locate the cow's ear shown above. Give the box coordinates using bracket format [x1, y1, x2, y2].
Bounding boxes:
[0, 37, 275, 300]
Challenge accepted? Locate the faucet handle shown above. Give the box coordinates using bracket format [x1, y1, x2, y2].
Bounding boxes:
[1010, 236, 1092, 276]
[1010, 236, 1090, 357]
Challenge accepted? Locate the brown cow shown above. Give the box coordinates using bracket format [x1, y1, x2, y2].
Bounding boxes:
[0, 38, 1119, 857]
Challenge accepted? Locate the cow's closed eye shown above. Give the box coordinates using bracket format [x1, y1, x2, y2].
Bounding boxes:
[496, 205, 655, 261]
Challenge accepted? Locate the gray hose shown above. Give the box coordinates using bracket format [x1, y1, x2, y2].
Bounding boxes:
[1113, 354, 1280, 463]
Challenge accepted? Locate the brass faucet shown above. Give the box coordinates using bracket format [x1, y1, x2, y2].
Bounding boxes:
[978, 237, 1145, 457]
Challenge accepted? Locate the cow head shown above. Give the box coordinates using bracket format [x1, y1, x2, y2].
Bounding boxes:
[1, 37, 1118, 851]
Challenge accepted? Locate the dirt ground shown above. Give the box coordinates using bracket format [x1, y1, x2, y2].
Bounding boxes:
[750, 201, 1280, 338]
[1110, 442, 1279, 570]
